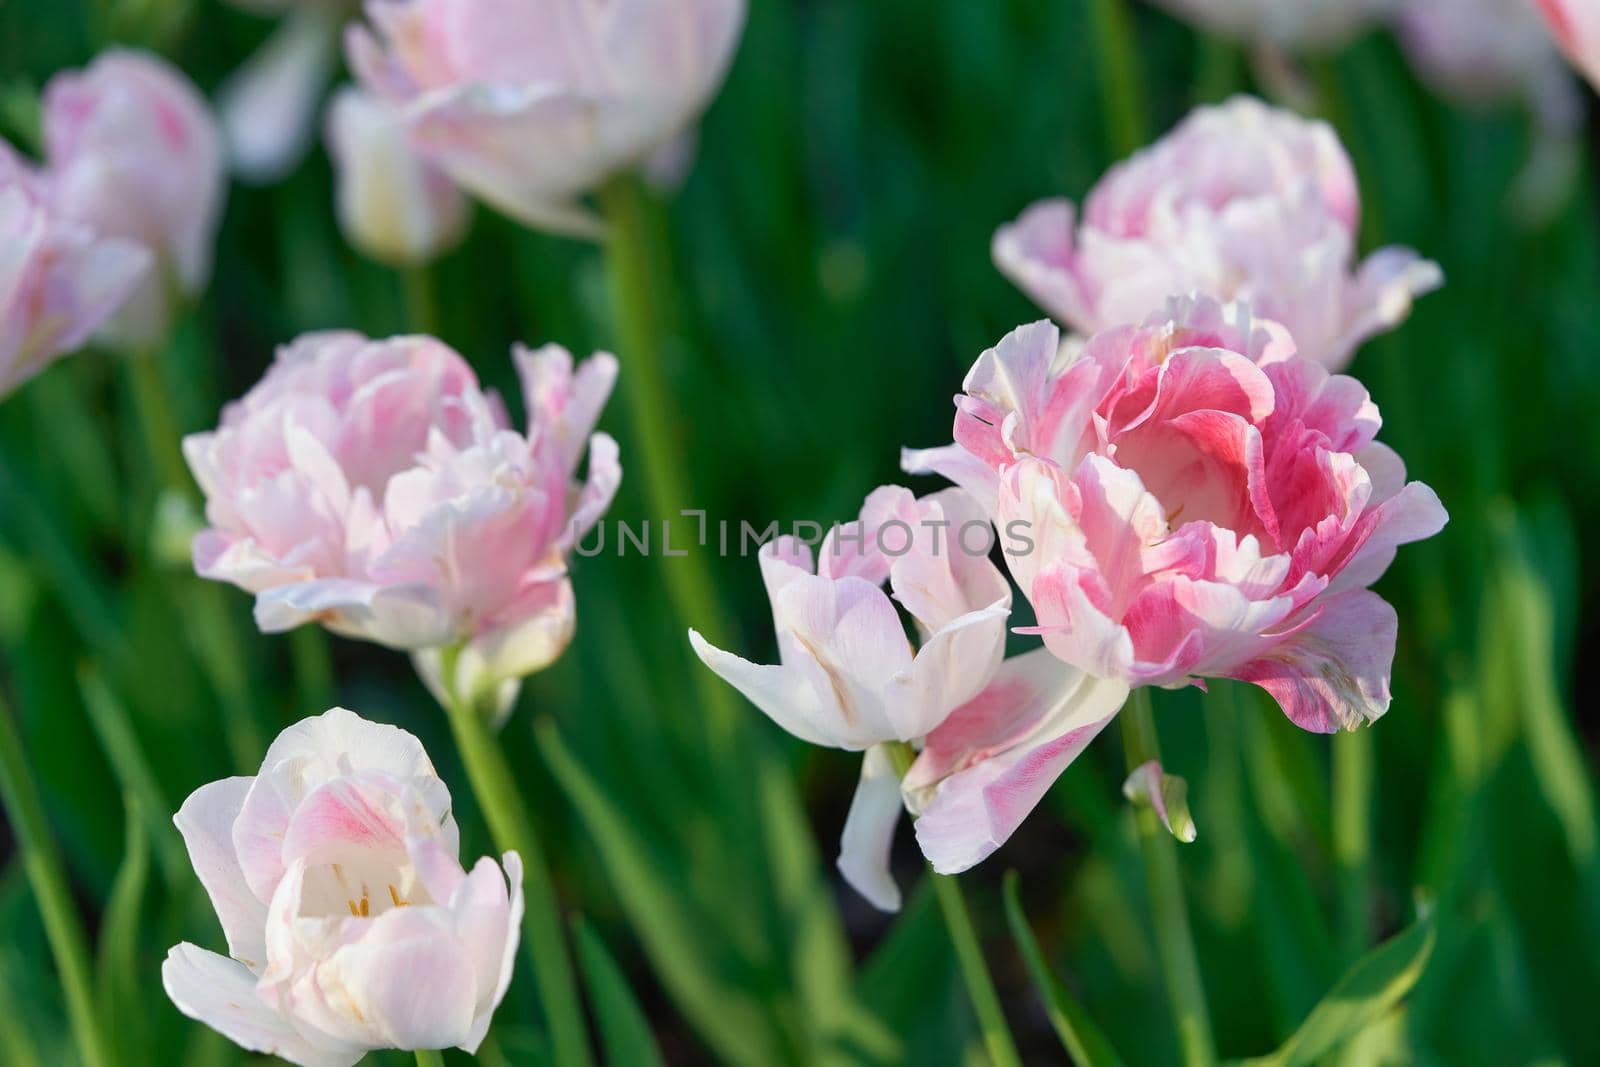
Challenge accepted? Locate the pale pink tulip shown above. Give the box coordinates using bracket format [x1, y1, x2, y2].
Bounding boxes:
[344, 0, 747, 233]
[1536, 0, 1600, 89]
[42, 49, 225, 349]
[326, 87, 469, 265]
[1150, 0, 1395, 49]
[908, 296, 1447, 735]
[0, 143, 150, 398]
[164, 707, 523, 1066]
[185, 333, 620, 715]
[690, 487, 1126, 900]
[993, 96, 1441, 371]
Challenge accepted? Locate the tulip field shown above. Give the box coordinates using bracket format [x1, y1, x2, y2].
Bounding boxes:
[2, 1, 1599, 1065]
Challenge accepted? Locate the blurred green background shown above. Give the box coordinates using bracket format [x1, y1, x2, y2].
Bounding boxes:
[2, 1, 1599, 1064]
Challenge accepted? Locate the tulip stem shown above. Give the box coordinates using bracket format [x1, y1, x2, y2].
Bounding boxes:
[885, 743, 1022, 1067]
[596, 174, 743, 751]
[436, 647, 592, 1067]
[402, 264, 439, 336]
[0, 691, 118, 1067]
[414, 1050, 445, 1067]
[1121, 690, 1214, 1067]
[1332, 728, 1373, 962]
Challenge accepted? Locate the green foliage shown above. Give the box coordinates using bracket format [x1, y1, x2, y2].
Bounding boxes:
[0, 1, 1598, 1065]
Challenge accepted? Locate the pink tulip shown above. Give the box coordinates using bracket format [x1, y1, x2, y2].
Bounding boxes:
[0, 144, 150, 398]
[164, 707, 523, 1066]
[344, 0, 747, 233]
[689, 487, 1127, 901]
[42, 49, 225, 349]
[184, 332, 620, 715]
[1536, 0, 1600, 89]
[325, 87, 469, 265]
[1149, 0, 1394, 49]
[909, 296, 1447, 737]
[993, 96, 1441, 371]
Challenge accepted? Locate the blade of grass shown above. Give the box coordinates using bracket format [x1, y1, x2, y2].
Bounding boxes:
[1002, 871, 1126, 1067]
[536, 718, 785, 1067]
[573, 917, 668, 1067]
[0, 690, 117, 1067]
[96, 798, 150, 1065]
[76, 663, 188, 886]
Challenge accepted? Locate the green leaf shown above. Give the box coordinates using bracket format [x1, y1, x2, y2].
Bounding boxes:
[534, 720, 784, 1067]
[76, 663, 189, 887]
[1001, 871, 1125, 1067]
[573, 917, 667, 1067]
[96, 798, 150, 1065]
[1239, 913, 1436, 1067]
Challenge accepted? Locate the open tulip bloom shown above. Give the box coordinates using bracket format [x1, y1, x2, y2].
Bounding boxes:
[993, 96, 1441, 372]
[690, 486, 1130, 908]
[184, 332, 621, 717]
[41, 49, 226, 351]
[910, 294, 1446, 726]
[703, 295, 1446, 910]
[164, 708, 523, 1066]
[344, 0, 748, 234]
[0, 142, 150, 400]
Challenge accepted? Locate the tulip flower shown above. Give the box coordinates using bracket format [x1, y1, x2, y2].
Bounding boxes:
[325, 86, 469, 265]
[1536, 0, 1600, 90]
[1149, 0, 1394, 50]
[908, 296, 1448, 736]
[41, 49, 226, 350]
[690, 486, 1127, 902]
[184, 332, 620, 716]
[344, 0, 748, 233]
[164, 707, 523, 1066]
[0, 144, 150, 399]
[993, 96, 1441, 371]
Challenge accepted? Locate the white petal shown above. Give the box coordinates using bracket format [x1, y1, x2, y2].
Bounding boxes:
[162, 943, 360, 1067]
[174, 777, 269, 970]
[836, 746, 905, 912]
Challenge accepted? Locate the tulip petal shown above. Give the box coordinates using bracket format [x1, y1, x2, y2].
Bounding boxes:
[1233, 589, 1398, 732]
[687, 628, 842, 748]
[174, 776, 269, 971]
[909, 654, 1128, 874]
[163, 943, 361, 1067]
[456, 852, 523, 1052]
[836, 745, 905, 912]
[320, 910, 478, 1051]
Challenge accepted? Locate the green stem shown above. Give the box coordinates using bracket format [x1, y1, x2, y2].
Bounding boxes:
[127, 353, 191, 496]
[436, 648, 591, 1067]
[1089, 0, 1147, 157]
[1332, 729, 1373, 963]
[595, 175, 742, 748]
[414, 1049, 446, 1067]
[0, 692, 117, 1067]
[289, 626, 335, 712]
[402, 264, 439, 336]
[886, 743, 1022, 1067]
[1121, 690, 1215, 1067]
